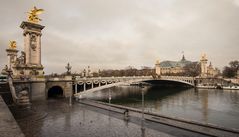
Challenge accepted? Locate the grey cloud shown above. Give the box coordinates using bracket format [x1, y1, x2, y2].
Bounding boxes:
[0, 0, 239, 74]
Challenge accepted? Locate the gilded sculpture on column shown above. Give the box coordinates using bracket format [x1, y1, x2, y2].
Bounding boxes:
[9, 41, 17, 49]
[27, 6, 44, 23]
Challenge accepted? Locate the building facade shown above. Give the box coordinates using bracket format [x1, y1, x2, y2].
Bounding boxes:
[155, 55, 192, 76]
[200, 54, 220, 78]
[155, 54, 220, 77]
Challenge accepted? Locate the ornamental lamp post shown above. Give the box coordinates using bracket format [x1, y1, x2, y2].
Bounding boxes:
[108, 89, 111, 104]
[65, 62, 72, 75]
[139, 83, 145, 131]
[65, 63, 72, 106]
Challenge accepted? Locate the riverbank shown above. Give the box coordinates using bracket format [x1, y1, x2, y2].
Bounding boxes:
[78, 99, 239, 137]
[9, 98, 176, 137]
[0, 96, 24, 137]
[6, 97, 239, 137]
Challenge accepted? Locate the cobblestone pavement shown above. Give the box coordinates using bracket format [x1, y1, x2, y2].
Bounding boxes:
[10, 99, 175, 137]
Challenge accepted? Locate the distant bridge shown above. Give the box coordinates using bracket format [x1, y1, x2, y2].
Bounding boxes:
[6, 75, 196, 101]
[9, 75, 235, 100]
[5, 74, 237, 101]
[73, 76, 195, 98]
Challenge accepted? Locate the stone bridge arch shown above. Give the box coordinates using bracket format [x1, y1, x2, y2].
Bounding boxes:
[47, 86, 64, 98]
[46, 81, 72, 98]
[141, 79, 194, 87]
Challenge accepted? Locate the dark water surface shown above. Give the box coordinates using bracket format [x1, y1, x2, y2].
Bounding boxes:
[93, 86, 239, 129]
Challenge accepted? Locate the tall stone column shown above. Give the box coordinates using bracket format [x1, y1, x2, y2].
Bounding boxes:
[20, 21, 45, 76]
[200, 54, 208, 78]
[24, 34, 30, 64]
[37, 35, 41, 65]
[155, 59, 161, 76]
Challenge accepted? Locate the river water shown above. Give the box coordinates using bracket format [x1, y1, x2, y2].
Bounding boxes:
[92, 86, 239, 129]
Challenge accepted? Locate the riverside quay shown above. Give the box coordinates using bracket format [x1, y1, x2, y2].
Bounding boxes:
[1, 3, 239, 137]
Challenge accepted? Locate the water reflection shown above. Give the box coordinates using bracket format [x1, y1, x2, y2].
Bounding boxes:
[95, 86, 239, 129]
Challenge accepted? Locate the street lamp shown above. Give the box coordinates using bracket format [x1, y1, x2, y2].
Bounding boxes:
[65, 63, 72, 106]
[65, 62, 72, 75]
[139, 83, 145, 131]
[108, 89, 111, 104]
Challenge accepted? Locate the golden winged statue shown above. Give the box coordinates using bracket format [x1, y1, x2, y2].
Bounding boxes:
[9, 41, 17, 49]
[27, 6, 44, 23]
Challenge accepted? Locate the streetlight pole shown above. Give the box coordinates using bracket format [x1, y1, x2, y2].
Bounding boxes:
[65, 62, 72, 107]
[140, 83, 145, 130]
[109, 89, 111, 104]
[69, 92, 72, 107]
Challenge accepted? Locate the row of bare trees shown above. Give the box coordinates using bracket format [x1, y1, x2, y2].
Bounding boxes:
[92, 66, 155, 77]
[92, 63, 202, 77]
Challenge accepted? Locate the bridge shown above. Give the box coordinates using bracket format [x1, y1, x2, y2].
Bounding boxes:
[8, 75, 237, 101]
[1, 75, 196, 103]
[72, 76, 195, 99]
[8, 73, 238, 102]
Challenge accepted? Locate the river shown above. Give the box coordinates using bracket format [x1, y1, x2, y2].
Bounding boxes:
[91, 86, 239, 129]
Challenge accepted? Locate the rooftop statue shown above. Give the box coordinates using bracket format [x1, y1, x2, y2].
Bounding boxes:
[9, 41, 17, 49]
[156, 59, 160, 64]
[201, 53, 207, 60]
[27, 6, 44, 23]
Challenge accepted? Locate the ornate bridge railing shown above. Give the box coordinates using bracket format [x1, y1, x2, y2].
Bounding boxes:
[160, 76, 195, 86]
[73, 76, 195, 98]
[73, 76, 153, 92]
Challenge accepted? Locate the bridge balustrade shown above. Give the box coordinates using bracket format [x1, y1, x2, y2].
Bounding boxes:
[73, 75, 196, 95]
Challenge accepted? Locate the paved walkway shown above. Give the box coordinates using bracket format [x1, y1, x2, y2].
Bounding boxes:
[0, 96, 24, 137]
[10, 99, 175, 137]
[9, 98, 239, 137]
[84, 100, 239, 137]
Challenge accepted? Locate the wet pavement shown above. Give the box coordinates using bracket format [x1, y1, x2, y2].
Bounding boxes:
[10, 99, 175, 137]
[10, 98, 237, 137]
[0, 96, 24, 137]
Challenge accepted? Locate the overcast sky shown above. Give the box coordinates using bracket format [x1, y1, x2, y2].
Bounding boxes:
[0, 0, 239, 74]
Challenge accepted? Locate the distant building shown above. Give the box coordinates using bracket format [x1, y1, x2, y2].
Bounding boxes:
[207, 62, 220, 77]
[155, 54, 220, 77]
[155, 55, 192, 75]
[200, 54, 220, 78]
